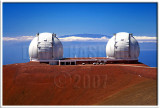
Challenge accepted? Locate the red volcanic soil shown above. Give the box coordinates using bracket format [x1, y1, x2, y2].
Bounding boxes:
[3, 62, 157, 105]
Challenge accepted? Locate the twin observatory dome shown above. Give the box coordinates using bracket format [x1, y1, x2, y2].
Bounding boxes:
[29, 33, 63, 61]
[29, 32, 140, 63]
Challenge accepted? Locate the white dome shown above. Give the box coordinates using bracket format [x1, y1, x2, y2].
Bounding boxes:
[29, 32, 63, 61]
[106, 32, 140, 60]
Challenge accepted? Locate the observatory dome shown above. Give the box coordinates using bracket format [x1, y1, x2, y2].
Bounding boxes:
[106, 32, 140, 60]
[29, 32, 63, 61]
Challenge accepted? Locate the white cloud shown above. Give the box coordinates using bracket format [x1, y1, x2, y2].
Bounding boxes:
[134, 36, 157, 43]
[59, 36, 108, 42]
[3, 35, 157, 43]
[3, 36, 109, 42]
[134, 36, 156, 40]
[3, 36, 34, 41]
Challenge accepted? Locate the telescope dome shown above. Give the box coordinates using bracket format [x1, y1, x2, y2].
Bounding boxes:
[29, 32, 63, 61]
[106, 32, 140, 60]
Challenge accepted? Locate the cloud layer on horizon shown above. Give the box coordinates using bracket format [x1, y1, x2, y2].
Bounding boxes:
[3, 35, 157, 43]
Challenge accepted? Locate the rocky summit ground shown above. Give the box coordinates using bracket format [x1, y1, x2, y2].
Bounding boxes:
[3, 62, 157, 105]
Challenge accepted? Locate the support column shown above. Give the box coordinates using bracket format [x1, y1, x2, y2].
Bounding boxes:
[59, 60, 60, 66]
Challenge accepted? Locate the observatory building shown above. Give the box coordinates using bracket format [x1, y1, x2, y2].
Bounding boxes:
[29, 32, 140, 65]
[106, 32, 140, 60]
[29, 32, 63, 62]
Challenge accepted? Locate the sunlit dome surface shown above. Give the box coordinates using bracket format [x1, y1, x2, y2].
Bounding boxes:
[29, 32, 63, 61]
[106, 32, 140, 60]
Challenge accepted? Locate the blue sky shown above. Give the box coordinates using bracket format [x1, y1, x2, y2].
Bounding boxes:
[3, 3, 157, 37]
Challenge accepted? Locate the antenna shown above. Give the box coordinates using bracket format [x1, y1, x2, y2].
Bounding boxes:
[52, 33, 56, 37]
[36, 32, 39, 37]
[128, 33, 131, 58]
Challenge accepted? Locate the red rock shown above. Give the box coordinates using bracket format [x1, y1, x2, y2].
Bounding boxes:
[3, 62, 157, 105]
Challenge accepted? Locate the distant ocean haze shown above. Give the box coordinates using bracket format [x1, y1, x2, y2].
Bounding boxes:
[3, 40, 157, 67]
